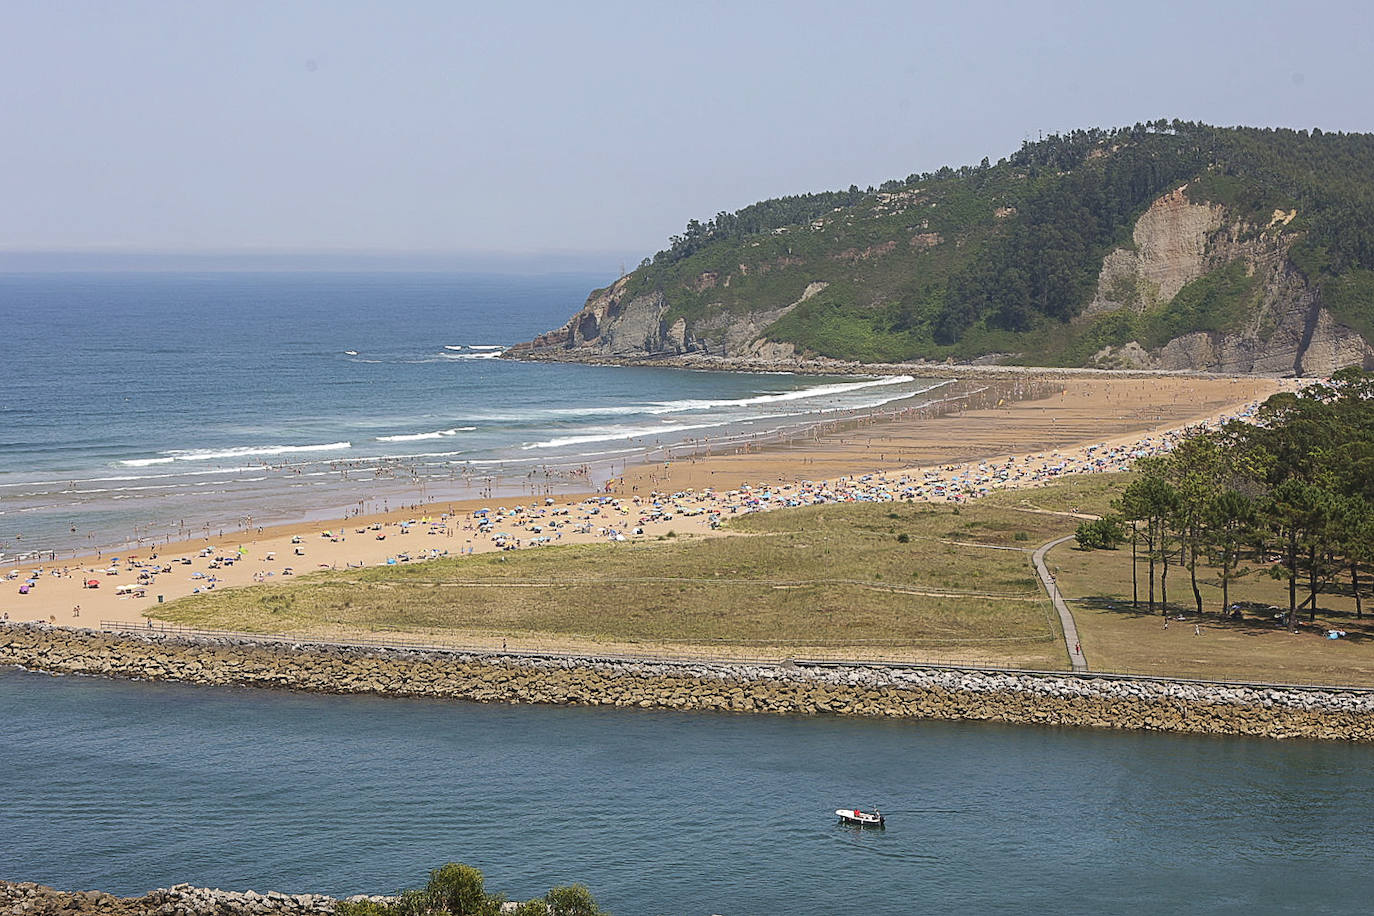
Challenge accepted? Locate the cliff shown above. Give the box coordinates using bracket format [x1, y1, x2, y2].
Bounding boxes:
[509, 123, 1374, 375]
[1081, 189, 1374, 374]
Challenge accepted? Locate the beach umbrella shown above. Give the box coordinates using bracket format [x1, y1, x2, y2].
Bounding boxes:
[86, 579, 100, 588]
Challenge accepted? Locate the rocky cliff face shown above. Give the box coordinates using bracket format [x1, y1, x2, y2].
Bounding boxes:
[1085, 190, 1374, 375]
[506, 277, 829, 361]
[512, 189, 1374, 375]
[506, 276, 698, 358]
[1084, 187, 1227, 316]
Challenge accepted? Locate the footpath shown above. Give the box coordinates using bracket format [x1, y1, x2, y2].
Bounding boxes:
[1033, 534, 1088, 672]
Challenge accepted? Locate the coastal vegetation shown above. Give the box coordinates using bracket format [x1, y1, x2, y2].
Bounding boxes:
[1083, 368, 1374, 626]
[152, 397, 1374, 685]
[557, 122, 1374, 366]
[335, 863, 606, 916]
[158, 494, 1076, 665]
[1055, 369, 1374, 681]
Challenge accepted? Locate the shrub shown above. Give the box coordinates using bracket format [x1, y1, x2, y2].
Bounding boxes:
[393, 889, 436, 916]
[336, 902, 393, 916]
[1075, 515, 1126, 550]
[426, 863, 500, 916]
[544, 884, 605, 916]
[333, 864, 605, 916]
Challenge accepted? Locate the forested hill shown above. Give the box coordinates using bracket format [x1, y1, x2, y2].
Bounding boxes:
[512, 122, 1374, 374]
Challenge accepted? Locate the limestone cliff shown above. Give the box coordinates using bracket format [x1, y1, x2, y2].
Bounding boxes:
[511, 186, 1374, 376]
[1084, 191, 1374, 376]
[507, 277, 827, 361]
[511, 123, 1374, 375]
[508, 277, 691, 358]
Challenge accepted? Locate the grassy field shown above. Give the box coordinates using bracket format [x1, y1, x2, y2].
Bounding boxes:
[158, 497, 1074, 666]
[157, 470, 1374, 684]
[1050, 534, 1374, 686]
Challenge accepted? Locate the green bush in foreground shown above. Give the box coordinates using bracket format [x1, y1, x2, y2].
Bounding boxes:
[335, 864, 608, 916]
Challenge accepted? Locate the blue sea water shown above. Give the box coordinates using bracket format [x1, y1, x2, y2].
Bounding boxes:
[3, 668, 1373, 915]
[4, 274, 1372, 914]
[0, 272, 945, 559]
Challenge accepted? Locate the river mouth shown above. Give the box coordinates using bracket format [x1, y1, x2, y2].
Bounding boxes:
[4, 666, 1372, 915]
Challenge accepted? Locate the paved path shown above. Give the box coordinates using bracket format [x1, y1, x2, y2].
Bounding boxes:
[1032, 534, 1088, 672]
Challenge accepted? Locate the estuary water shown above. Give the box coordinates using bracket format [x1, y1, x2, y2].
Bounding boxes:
[0, 272, 949, 560]
[4, 668, 1373, 915]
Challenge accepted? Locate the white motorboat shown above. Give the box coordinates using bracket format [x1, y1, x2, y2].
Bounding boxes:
[836, 807, 885, 827]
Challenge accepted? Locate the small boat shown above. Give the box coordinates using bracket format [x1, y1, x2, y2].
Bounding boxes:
[344, 350, 359, 356]
[836, 807, 885, 827]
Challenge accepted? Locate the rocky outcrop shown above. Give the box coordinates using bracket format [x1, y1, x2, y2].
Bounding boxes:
[1085, 190, 1374, 375]
[507, 277, 831, 361]
[505, 276, 706, 359]
[511, 183, 1373, 375]
[1085, 187, 1227, 315]
[4, 624, 1374, 742]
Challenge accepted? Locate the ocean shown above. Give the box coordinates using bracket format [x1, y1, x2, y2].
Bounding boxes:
[6, 273, 1374, 916]
[0, 272, 947, 560]
[4, 668, 1373, 915]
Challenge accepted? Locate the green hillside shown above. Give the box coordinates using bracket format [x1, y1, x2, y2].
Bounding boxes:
[606, 121, 1374, 365]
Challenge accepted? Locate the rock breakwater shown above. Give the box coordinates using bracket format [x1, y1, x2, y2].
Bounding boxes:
[0, 880, 382, 916]
[3, 623, 1372, 741]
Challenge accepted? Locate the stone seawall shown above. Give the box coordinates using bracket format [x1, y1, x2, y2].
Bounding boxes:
[3, 624, 1373, 742]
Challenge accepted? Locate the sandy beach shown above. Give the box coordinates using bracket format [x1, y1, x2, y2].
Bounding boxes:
[0, 374, 1284, 631]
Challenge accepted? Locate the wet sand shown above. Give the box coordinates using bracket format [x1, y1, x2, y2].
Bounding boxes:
[0, 374, 1283, 631]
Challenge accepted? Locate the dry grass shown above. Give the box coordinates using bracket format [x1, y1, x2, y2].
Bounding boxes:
[979, 472, 1133, 516]
[1050, 539, 1374, 686]
[159, 468, 1374, 684]
[160, 500, 1065, 663]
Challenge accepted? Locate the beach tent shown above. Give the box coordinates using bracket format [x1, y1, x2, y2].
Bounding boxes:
[85, 579, 100, 588]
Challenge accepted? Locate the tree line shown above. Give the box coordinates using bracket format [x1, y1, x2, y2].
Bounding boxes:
[1076, 367, 1374, 630]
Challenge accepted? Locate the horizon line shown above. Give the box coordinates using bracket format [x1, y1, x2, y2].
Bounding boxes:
[0, 247, 639, 275]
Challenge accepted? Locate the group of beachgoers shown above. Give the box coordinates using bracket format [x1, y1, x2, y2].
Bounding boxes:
[315, 399, 1258, 555]
[2, 392, 1269, 627]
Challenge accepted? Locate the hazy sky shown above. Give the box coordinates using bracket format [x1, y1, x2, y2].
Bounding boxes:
[2, 0, 1370, 269]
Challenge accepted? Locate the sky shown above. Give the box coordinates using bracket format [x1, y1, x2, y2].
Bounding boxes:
[1, 0, 1371, 271]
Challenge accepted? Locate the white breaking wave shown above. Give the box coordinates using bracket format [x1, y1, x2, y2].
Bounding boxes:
[443, 345, 464, 351]
[119, 442, 353, 467]
[375, 427, 477, 442]
[521, 421, 729, 451]
[547, 375, 926, 418]
[466, 344, 504, 350]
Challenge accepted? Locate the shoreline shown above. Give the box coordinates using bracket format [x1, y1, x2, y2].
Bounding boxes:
[0, 373, 1283, 635]
[4, 623, 1372, 742]
[0, 374, 998, 566]
[501, 348, 1288, 379]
